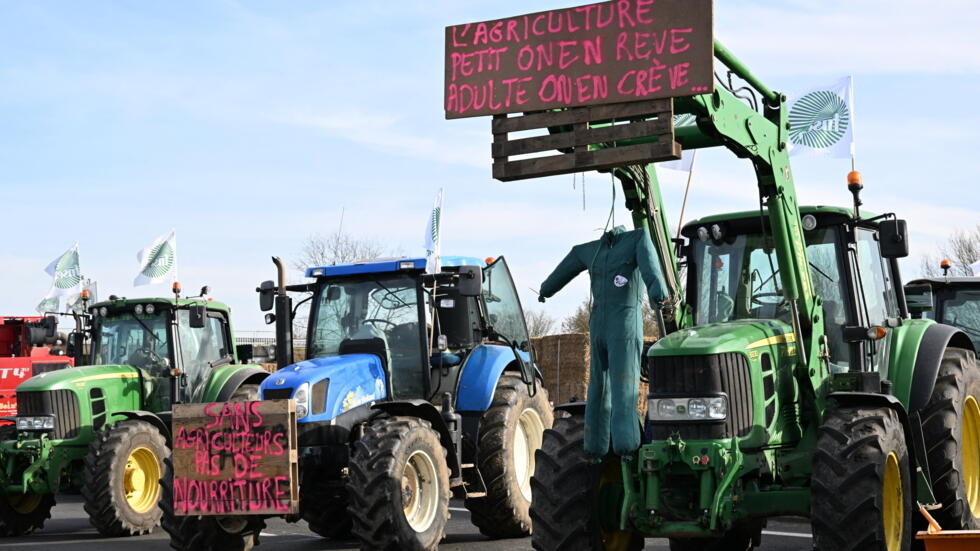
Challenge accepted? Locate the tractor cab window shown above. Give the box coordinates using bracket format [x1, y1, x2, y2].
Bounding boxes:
[940, 289, 980, 351]
[852, 229, 900, 374]
[93, 310, 172, 409]
[175, 310, 230, 403]
[483, 257, 531, 352]
[309, 275, 425, 399]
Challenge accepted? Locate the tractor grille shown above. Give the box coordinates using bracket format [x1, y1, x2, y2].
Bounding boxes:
[646, 353, 753, 440]
[17, 389, 81, 440]
[263, 388, 293, 401]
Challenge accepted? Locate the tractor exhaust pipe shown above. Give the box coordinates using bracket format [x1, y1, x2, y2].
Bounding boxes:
[272, 257, 294, 368]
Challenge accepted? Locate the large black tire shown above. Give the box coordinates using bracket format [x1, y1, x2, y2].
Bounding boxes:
[919, 347, 980, 529]
[530, 413, 643, 551]
[811, 406, 913, 551]
[465, 374, 553, 538]
[347, 416, 450, 551]
[300, 468, 352, 539]
[0, 424, 55, 537]
[159, 457, 266, 551]
[82, 419, 169, 536]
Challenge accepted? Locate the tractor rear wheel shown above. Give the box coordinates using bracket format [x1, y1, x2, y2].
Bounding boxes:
[82, 419, 169, 536]
[919, 347, 980, 529]
[466, 374, 553, 538]
[530, 412, 643, 551]
[159, 457, 265, 551]
[300, 468, 352, 539]
[347, 416, 450, 551]
[0, 424, 55, 537]
[811, 406, 912, 551]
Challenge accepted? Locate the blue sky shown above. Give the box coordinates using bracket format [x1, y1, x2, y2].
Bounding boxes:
[2, 1, 979, 331]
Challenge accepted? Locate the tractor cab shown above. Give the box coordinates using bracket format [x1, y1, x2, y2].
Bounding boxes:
[679, 205, 908, 377]
[292, 256, 531, 407]
[87, 298, 236, 409]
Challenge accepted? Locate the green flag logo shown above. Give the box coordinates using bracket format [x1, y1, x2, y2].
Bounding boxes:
[789, 91, 850, 149]
[429, 207, 441, 245]
[54, 250, 82, 290]
[141, 241, 175, 278]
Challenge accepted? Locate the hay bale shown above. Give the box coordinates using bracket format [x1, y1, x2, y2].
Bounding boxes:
[532, 333, 653, 416]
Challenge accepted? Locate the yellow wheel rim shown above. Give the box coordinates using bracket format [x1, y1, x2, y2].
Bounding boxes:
[882, 452, 904, 551]
[598, 462, 636, 551]
[8, 492, 42, 515]
[963, 395, 980, 516]
[124, 446, 161, 513]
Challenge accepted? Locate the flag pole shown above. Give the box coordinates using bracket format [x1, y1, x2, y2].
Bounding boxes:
[675, 150, 698, 240]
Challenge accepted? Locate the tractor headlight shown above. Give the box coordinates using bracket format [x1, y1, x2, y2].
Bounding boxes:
[134, 304, 144, 315]
[293, 382, 310, 419]
[16, 416, 55, 431]
[648, 395, 728, 422]
[99, 307, 108, 317]
[145, 304, 155, 314]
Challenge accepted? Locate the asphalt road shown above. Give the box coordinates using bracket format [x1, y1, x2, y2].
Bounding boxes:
[0, 495, 814, 550]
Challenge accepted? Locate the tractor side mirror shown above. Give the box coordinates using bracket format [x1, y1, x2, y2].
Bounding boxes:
[236, 344, 253, 363]
[879, 219, 909, 258]
[905, 284, 934, 318]
[189, 305, 207, 328]
[258, 280, 275, 311]
[457, 266, 483, 297]
[66, 331, 84, 359]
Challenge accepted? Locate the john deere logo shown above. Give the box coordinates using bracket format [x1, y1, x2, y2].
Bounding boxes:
[788, 90, 850, 149]
[141, 241, 175, 278]
[54, 250, 81, 290]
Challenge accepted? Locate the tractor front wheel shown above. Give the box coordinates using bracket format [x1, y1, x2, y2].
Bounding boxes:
[0, 424, 56, 537]
[811, 406, 912, 551]
[466, 374, 553, 538]
[347, 416, 450, 551]
[530, 412, 643, 551]
[920, 347, 980, 529]
[82, 420, 169, 536]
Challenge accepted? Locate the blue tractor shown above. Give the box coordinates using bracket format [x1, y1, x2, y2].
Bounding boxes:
[254, 255, 550, 550]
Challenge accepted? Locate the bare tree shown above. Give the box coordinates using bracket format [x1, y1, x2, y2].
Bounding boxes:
[561, 297, 662, 338]
[921, 225, 980, 277]
[525, 310, 556, 337]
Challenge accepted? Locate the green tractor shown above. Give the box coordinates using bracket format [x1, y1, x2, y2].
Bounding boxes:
[433, 20, 979, 551]
[906, 268, 980, 353]
[0, 291, 269, 537]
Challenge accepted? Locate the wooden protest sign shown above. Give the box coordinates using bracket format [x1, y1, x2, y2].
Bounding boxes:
[171, 399, 299, 516]
[445, 0, 713, 118]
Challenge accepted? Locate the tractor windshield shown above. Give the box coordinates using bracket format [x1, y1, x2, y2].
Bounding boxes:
[939, 289, 980, 350]
[174, 310, 232, 403]
[93, 311, 171, 371]
[689, 226, 849, 351]
[308, 275, 426, 398]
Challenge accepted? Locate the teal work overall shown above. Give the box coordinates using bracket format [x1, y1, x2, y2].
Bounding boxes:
[540, 226, 665, 458]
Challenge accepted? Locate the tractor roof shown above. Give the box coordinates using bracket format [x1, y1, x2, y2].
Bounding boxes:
[907, 277, 980, 288]
[684, 205, 876, 229]
[89, 297, 230, 311]
[306, 256, 485, 278]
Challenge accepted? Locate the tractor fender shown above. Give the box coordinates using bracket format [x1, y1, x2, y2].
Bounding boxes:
[113, 410, 171, 445]
[215, 367, 270, 402]
[827, 391, 935, 504]
[456, 344, 532, 412]
[909, 323, 974, 412]
[371, 400, 461, 480]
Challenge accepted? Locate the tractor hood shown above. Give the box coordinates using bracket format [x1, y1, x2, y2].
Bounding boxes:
[16, 363, 141, 392]
[260, 354, 387, 423]
[650, 319, 795, 357]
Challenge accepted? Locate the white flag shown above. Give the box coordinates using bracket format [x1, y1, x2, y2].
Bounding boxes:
[135, 229, 178, 286]
[970, 260, 980, 277]
[787, 76, 855, 159]
[43, 243, 83, 298]
[424, 189, 443, 275]
[35, 296, 59, 315]
[661, 114, 697, 172]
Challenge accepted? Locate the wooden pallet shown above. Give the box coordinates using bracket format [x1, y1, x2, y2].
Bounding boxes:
[491, 99, 682, 182]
